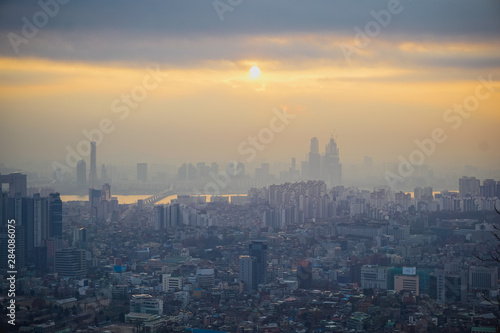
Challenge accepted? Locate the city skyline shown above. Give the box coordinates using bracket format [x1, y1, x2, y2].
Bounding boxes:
[0, 1, 499, 174]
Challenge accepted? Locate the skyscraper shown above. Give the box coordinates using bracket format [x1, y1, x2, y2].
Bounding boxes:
[239, 255, 254, 292]
[322, 136, 342, 186]
[89, 141, 97, 188]
[308, 137, 321, 180]
[0, 172, 27, 197]
[76, 159, 86, 188]
[48, 193, 62, 239]
[249, 240, 268, 289]
[137, 163, 148, 182]
[89, 188, 101, 222]
[33, 194, 49, 248]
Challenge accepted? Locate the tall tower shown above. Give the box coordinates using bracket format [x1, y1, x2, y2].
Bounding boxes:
[76, 160, 86, 188]
[322, 136, 342, 186]
[308, 137, 321, 180]
[89, 141, 97, 188]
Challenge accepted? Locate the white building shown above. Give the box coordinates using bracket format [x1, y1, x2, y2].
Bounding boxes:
[162, 274, 183, 292]
[361, 265, 388, 290]
[130, 294, 163, 315]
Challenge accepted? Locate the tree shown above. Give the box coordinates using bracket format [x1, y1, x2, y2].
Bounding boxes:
[475, 220, 500, 318]
[475, 222, 500, 264]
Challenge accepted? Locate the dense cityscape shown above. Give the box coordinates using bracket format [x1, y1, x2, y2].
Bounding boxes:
[1, 1, 500, 332]
[1, 135, 499, 332]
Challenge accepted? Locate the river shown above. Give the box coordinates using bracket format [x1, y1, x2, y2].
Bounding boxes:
[61, 194, 247, 205]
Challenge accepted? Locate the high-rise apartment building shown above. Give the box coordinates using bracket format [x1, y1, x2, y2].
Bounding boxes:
[459, 176, 480, 197]
[481, 179, 498, 198]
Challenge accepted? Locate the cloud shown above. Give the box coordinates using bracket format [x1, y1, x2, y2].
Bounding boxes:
[0, 0, 499, 61]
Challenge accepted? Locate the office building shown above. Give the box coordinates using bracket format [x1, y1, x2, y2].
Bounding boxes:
[431, 269, 467, 303]
[196, 268, 215, 289]
[162, 274, 183, 291]
[54, 248, 86, 279]
[469, 266, 498, 290]
[361, 265, 388, 290]
[394, 274, 419, 296]
[239, 255, 254, 292]
[250, 240, 268, 288]
[48, 193, 62, 239]
[130, 294, 163, 315]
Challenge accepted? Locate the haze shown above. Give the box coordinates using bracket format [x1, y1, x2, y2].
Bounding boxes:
[0, 0, 499, 184]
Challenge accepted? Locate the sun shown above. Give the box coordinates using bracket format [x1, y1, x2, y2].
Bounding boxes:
[249, 66, 261, 78]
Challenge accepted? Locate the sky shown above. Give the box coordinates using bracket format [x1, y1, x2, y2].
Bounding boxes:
[0, 0, 499, 175]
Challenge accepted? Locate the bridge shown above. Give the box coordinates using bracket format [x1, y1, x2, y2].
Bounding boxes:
[119, 188, 176, 220]
[141, 188, 175, 206]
